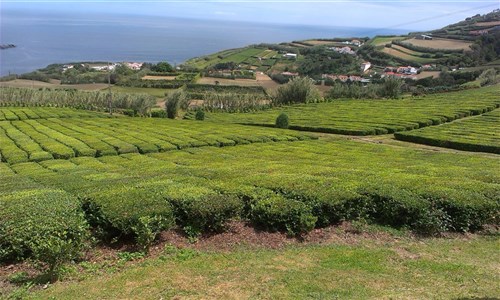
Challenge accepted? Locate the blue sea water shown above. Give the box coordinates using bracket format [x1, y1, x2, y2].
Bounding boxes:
[0, 11, 408, 76]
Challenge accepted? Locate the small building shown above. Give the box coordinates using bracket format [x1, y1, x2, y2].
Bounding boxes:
[415, 34, 433, 40]
[283, 53, 297, 59]
[330, 46, 356, 55]
[360, 62, 371, 73]
[349, 75, 362, 82]
[337, 75, 349, 82]
[282, 72, 299, 76]
[351, 39, 362, 46]
[397, 66, 418, 75]
[124, 62, 143, 70]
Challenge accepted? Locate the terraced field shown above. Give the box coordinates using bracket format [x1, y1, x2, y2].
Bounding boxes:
[395, 109, 500, 154]
[381, 46, 438, 64]
[200, 86, 500, 135]
[0, 111, 313, 164]
[185, 46, 280, 71]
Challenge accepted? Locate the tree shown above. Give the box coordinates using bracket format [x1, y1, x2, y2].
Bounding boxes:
[379, 77, 403, 99]
[152, 62, 174, 73]
[273, 77, 322, 105]
[165, 90, 188, 119]
[275, 112, 289, 129]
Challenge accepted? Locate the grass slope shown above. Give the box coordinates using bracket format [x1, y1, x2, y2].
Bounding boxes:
[28, 235, 500, 299]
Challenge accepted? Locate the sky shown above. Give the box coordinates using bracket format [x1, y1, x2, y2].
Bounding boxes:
[1, 0, 499, 31]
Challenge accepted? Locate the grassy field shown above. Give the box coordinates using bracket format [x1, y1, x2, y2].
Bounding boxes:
[25, 235, 500, 299]
[395, 109, 500, 154]
[404, 37, 473, 51]
[381, 47, 437, 64]
[202, 85, 500, 135]
[185, 46, 281, 72]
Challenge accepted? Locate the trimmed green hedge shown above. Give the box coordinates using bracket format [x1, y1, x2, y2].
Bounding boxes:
[0, 189, 88, 262]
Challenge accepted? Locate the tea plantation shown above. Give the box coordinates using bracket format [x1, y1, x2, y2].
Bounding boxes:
[0, 114, 314, 164]
[0, 107, 111, 121]
[200, 85, 499, 135]
[395, 109, 500, 153]
[2, 138, 499, 262]
[0, 85, 499, 298]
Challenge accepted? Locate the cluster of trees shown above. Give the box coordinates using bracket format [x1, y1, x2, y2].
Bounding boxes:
[327, 77, 403, 99]
[0, 87, 156, 116]
[297, 47, 360, 76]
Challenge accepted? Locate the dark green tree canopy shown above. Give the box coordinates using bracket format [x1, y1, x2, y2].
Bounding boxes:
[152, 61, 174, 73]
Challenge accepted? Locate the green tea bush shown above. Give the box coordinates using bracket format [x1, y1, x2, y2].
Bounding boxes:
[275, 112, 289, 129]
[169, 192, 243, 237]
[0, 189, 89, 281]
[195, 109, 205, 120]
[131, 215, 171, 252]
[86, 184, 175, 241]
[251, 194, 317, 235]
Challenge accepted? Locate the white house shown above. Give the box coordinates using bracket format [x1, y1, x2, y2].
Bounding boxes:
[361, 62, 372, 73]
[284, 53, 298, 59]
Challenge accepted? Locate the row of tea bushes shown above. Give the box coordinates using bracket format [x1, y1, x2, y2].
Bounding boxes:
[2, 139, 497, 254]
[0, 163, 88, 276]
[0, 117, 315, 164]
[204, 85, 500, 135]
[0, 107, 110, 121]
[395, 109, 500, 154]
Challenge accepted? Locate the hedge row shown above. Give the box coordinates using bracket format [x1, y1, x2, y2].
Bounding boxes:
[4, 137, 498, 245]
[394, 109, 500, 154]
[204, 85, 500, 135]
[0, 107, 107, 121]
[0, 117, 314, 164]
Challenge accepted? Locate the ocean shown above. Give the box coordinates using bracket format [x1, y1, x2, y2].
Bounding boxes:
[0, 11, 408, 76]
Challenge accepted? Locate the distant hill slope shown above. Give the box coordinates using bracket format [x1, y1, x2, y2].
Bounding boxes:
[182, 10, 499, 77]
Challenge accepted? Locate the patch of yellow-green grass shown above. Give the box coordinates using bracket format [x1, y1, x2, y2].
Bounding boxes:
[28, 236, 500, 299]
[381, 47, 437, 64]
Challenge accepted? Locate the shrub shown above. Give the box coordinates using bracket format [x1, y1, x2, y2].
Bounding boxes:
[195, 109, 205, 121]
[85, 184, 176, 242]
[0, 189, 89, 281]
[275, 113, 289, 129]
[379, 77, 403, 99]
[151, 110, 167, 118]
[251, 194, 317, 236]
[478, 68, 498, 86]
[165, 90, 188, 119]
[169, 193, 243, 238]
[273, 77, 322, 105]
[131, 215, 170, 253]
